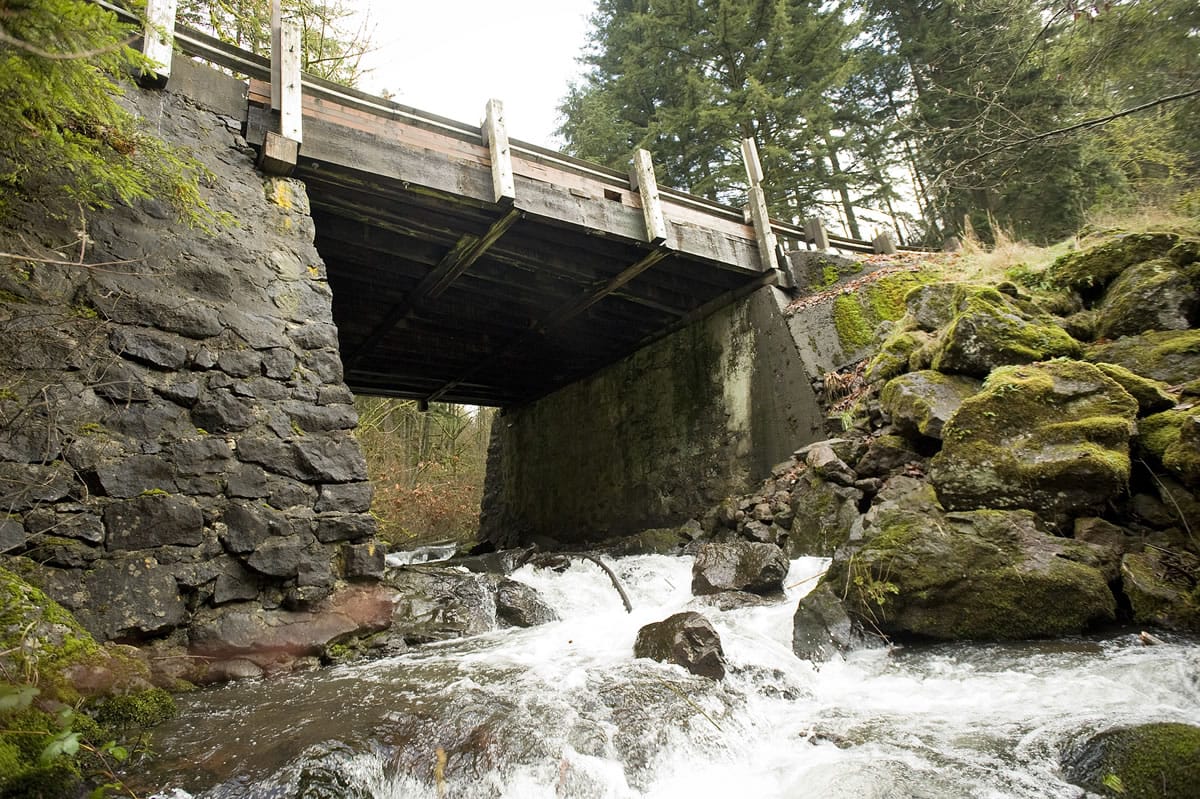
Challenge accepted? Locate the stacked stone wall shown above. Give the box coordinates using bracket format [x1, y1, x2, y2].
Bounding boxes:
[0, 70, 379, 647]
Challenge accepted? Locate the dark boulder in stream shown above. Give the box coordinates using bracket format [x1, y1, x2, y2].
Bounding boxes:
[691, 541, 789, 596]
[634, 611, 727, 680]
[1062, 722, 1200, 799]
[496, 578, 559, 627]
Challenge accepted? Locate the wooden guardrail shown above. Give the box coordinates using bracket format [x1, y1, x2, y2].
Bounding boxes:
[98, 0, 931, 263]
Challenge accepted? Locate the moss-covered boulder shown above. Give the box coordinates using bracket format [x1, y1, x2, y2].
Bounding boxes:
[930, 361, 1138, 522]
[1095, 258, 1198, 339]
[1163, 414, 1200, 489]
[787, 473, 862, 557]
[1120, 550, 1200, 632]
[1062, 722, 1200, 799]
[880, 370, 981, 440]
[1086, 329, 1200, 385]
[1048, 232, 1179, 298]
[865, 328, 929, 384]
[1093, 363, 1178, 415]
[930, 286, 1083, 377]
[823, 504, 1115, 640]
[904, 283, 959, 332]
[1137, 409, 1188, 460]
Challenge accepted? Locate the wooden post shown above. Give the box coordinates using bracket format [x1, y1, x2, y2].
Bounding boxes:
[481, 99, 516, 206]
[740, 138, 782, 278]
[139, 0, 177, 88]
[629, 149, 668, 246]
[804, 218, 830, 251]
[263, 0, 301, 174]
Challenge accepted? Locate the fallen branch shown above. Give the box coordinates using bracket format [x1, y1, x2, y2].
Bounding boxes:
[569, 552, 633, 613]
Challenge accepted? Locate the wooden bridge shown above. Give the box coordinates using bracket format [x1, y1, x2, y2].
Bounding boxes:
[112, 0, 905, 407]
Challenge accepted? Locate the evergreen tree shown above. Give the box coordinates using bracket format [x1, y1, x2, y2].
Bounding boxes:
[0, 0, 212, 221]
[559, 0, 879, 224]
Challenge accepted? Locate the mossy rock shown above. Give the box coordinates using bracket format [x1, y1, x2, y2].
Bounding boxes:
[1086, 329, 1200, 386]
[1048, 232, 1179, 299]
[1095, 258, 1198, 339]
[824, 504, 1115, 641]
[1093, 363, 1177, 415]
[1169, 237, 1200, 268]
[787, 473, 862, 557]
[865, 328, 924, 384]
[930, 285, 1083, 377]
[1120, 551, 1200, 632]
[904, 283, 959, 332]
[880, 370, 981, 440]
[1136, 409, 1187, 460]
[1060, 309, 1099, 342]
[0, 566, 151, 706]
[930, 361, 1138, 523]
[1163, 414, 1200, 489]
[1063, 722, 1200, 798]
[831, 272, 932, 355]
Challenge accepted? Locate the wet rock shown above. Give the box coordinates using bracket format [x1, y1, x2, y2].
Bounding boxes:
[691, 541, 789, 596]
[1062, 722, 1200, 799]
[1085, 329, 1200, 385]
[880, 370, 981, 440]
[1120, 550, 1200, 632]
[496, 578, 559, 627]
[792, 583, 862, 663]
[383, 566, 497, 643]
[787, 473, 862, 557]
[1096, 258, 1198, 338]
[634, 611, 726, 680]
[930, 360, 1137, 523]
[103, 494, 204, 550]
[931, 285, 1082, 377]
[825, 500, 1116, 641]
[601, 526, 687, 556]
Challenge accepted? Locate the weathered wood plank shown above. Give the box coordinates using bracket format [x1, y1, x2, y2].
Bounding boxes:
[740, 138, 778, 273]
[141, 0, 177, 85]
[630, 149, 668, 246]
[482, 99, 516, 206]
[278, 18, 303, 143]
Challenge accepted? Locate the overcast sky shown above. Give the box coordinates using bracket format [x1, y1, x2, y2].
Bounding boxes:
[351, 1, 597, 147]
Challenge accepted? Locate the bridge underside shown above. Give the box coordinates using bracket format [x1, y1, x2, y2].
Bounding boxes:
[245, 84, 773, 407]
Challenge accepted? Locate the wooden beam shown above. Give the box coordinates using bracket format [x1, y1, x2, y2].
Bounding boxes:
[259, 130, 298, 176]
[270, 0, 282, 110]
[872, 232, 897, 254]
[629, 149, 668, 246]
[344, 207, 521, 367]
[482, 99, 516, 206]
[140, 0, 177, 87]
[538, 247, 672, 332]
[804, 218, 830, 251]
[278, 18, 303, 143]
[740, 138, 778, 274]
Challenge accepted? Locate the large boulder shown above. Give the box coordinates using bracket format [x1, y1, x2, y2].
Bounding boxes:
[880, 370, 981, 440]
[792, 583, 862, 663]
[1086, 329, 1200, 385]
[495, 578, 559, 627]
[633, 611, 726, 680]
[691, 541, 789, 596]
[1048, 232, 1179, 298]
[1095, 258, 1198, 339]
[930, 285, 1082, 377]
[383, 566, 498, 643]
[1092, 363, 1177, 415]
[786, 473, 862, 557]
[1062, 722, 1200, 799]
[1163, 414, 1200, 489]
[1120, 550, 1200, 632]
[822, 502, 1116, 641]
[930, 360, 1138, 523]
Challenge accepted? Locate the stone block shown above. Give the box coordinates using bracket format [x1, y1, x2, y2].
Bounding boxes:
[315, 482, 373, 513]
[109, 327, 188, 370]
[104, 494, 204, 550]
[315, 512, 376, 543]
[343, 541, 385, 581]
[96, 454, 178, 498]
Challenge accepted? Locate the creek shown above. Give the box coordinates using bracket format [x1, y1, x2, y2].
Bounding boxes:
[140, 555, 1200, 798]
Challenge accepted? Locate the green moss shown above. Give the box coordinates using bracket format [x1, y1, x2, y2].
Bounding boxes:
[864, 330, 922, 383]
[0, 289, 26, 304]
[1086, 329, 1200, 385]
[832, 272, 930, 353]
[1136, 410, 1186, 459]
[1163, 415, 1200, 488]
[1075, 723, 1200, 799]
[91, 688, 176, 733]
[1048, 232, 1179, 296]
[138, 488, 170, 497]
[1093, 363, 1177, 415]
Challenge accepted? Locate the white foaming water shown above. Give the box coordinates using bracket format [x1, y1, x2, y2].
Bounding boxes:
[144, 555, 1200, 799]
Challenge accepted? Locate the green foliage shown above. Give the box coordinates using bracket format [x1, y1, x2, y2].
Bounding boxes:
[0, 0, 217, 225]
[177, 0, 373, 86]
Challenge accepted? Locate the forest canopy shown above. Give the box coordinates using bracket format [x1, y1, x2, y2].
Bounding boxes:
[558, 0, 1200, 245]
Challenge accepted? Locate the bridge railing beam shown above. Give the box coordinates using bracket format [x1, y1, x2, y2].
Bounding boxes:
[139, 0, 177, 88]
[740, 138, 792, 288]
[481, 99, 517, 206]
[262, 0, 302, 175]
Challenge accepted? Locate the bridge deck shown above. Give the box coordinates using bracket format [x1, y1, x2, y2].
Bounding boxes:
[241, 79, 778, 406]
